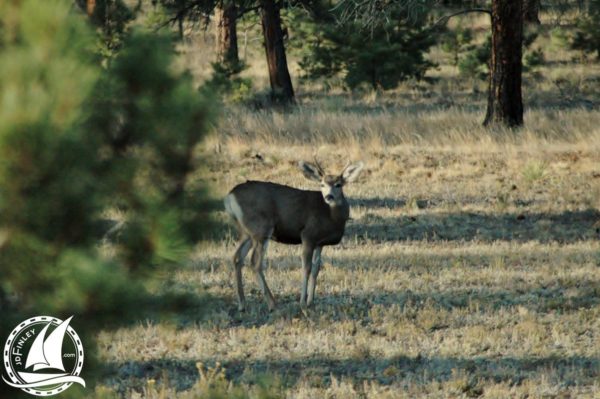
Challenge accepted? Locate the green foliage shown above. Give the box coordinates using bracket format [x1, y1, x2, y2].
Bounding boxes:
[457, 34, 491, 81]
[154, 0, 215, 29]
[522, 160, 547, 183]
[524, 48, 545, 71]
[441, 24, 473, 66]
[550, 27, 570, 50]
[294, 6, 437, 91]
[0, 3, 99, 249]
[571, 8, 600, 60]
[438, 23, 489, 81]
[88, 31, 217, 246]
[75, 0, 136, 61]
[458, 51, 486, 80]
[521, 25, 545, 73]
[208, 61, 254, 104]
[454, 25, 543, 81]
[0, 1, 214, 394]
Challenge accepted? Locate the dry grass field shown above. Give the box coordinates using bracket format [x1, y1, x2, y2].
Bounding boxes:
[96, 117, 600, 398]
[94, 13, 599, 399]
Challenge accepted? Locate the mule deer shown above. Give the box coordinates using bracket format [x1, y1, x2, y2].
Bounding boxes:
[224, 159, 364, 311]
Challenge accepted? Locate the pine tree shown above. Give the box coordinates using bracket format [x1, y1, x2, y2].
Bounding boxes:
[571, 2, 600, 60]
[296, 6, 436, 91]
[0, 1, 215, 394]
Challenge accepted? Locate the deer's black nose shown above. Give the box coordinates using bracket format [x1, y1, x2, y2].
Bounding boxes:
[325, 195, 334, 202]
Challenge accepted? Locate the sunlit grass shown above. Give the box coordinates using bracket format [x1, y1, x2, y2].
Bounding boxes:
[93, 11, 600, 399]
[96, 135, 600, 397]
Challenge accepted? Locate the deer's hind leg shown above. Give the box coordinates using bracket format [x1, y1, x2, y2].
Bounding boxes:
[233, 236, 252, 311]
[251, 237, 276, 311]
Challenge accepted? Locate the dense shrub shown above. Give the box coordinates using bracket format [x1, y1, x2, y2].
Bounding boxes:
[0, 0, 214, 394]
[294, 6, 437, 90]
[571, 7, 600, 60]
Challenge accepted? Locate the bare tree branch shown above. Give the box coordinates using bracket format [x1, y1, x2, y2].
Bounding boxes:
[434, 8, 491, 26]
[333, 0, 436, 27]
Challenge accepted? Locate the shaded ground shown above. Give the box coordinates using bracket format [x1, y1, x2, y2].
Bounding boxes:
[97, 142, 600, 398]
[347, 208, 600, 243]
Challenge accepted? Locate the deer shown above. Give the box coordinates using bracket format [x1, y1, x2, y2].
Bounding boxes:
[224, 159, 364, 311]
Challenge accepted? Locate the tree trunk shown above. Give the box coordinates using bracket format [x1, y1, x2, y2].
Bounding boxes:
[86, 0, 96, 17]
[523, 0, 540, 25]
[260, 0, 295, 103]
[484, 0, 524, 127]
[178, 14, 184, 39]
[215, 1, 239, 68]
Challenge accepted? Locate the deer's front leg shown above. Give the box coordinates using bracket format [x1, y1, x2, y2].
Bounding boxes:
[307, 246, 322, 307]
[300, 241, 314, 306]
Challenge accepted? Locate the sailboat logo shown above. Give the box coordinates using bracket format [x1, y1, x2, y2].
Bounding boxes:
[3, 316, 85, 396]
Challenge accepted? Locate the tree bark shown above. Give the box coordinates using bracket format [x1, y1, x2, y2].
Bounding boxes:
[178, 14, 184, 39]
[483, 0, 524, 127]
[523, 0, 540, 25]
[215, 1, 239, 67]
[86, 0, 96, 17]
[260, 0, 295, 103]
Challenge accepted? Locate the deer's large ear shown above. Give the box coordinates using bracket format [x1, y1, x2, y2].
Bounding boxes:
[299, 161, 323, 182]
[341, 161, 364, 183]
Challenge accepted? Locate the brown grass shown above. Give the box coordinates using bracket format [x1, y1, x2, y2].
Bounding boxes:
[95, 137, 600, 397]
[94, 12, 600, 399]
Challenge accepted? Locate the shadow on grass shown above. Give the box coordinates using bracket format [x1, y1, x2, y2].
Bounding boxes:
[189, 217, 599, 275]
[106, 353, 600, 393]
[214, 280, 600, 328]
[349, 197, 409, 209]
[346, 208, 600, 243]
[181, 243, 600, 326]
[298, 89, 598, 114]
[105, 252, 600, 392]
[103, 275, 600, 391]
[185, 234, 600, 321]
[182, 195, 599, 244]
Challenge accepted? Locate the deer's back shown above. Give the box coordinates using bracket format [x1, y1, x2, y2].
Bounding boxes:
[227, 181, 328, 244]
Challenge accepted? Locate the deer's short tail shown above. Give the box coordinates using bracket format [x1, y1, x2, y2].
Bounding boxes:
[224, 193, 244, 223]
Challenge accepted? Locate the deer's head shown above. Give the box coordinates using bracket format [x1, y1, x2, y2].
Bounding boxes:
[299, 158, 364, 207]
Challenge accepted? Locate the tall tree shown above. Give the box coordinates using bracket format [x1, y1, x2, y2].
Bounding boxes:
[260, 0, 295, 103]
[86, 0, 96, 16]
[215, 0, 240, 67]
[338, 0, 526, 128]
[76, 0, 135, 58]
[483, 0, 524, 127]
[0, 1, 215, 393]
[158, 0, 295, 104]
[296, 5, 436, 91]
[571, 0, 600, 60]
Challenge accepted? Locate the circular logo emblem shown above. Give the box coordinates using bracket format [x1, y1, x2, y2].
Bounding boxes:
[2, 316, 85, 396]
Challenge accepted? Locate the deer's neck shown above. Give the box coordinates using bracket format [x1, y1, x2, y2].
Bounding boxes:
[329, 198, 350, 224]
